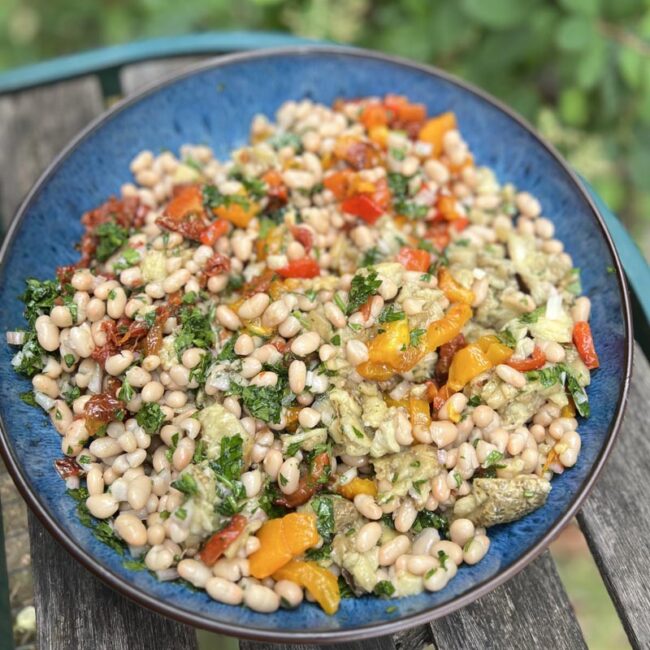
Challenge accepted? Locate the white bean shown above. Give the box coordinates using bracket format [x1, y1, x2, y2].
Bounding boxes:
[353, 494, 382, 520]
[177, 559, 212, 588]
[238, 293, 270, 320]
[378, 535, 410, 566]
[495, 364, 526, 388]
[275, 580, 303, 608]
[355, 522, 382, 553]
[278, 457, 300, 495]
[35, 315, 59, 351]
[86, 493, 119, 519]
[115, 512, 147, 546]
[206, 577, 244, 605]
[291, 332, 321, 356]
[244, 584, 280, 613]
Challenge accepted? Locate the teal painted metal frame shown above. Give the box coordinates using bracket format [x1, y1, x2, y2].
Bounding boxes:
[0, 31, 647, 338]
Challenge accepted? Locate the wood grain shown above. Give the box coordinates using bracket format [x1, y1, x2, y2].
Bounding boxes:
[578, 341, 650, 650]
[120, 57, 204, 96]
[241, 635, 399, 650]
[428, 551, 586, 650]
[0, 77, 104, 231]
[28, 513, 199, 650]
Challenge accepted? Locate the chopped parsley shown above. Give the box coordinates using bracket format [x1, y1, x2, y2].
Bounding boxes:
[467, 395, 483, 408]
[19, 391, 38, 407]
[171, 472, 199, 496]
[378, 304, 405, 323]
[258, 482, 289, 519]
[352, 426, 365, 440]
[333, 293, 347, 314]
[484, 450, 505, 467]
[62, 385, 81, 406]
[21, 278, 59, 326]
[216, 336, 237, 362]
[360, 247, 382, 268]
[117, 378, 134, 403]
[437, 549, 450, 569]
[136, 402, 166, 434]
[496, 329, 517, 348]
[519, 306, 544, 324]
[228, 170, 266, 200]
[12, 332, 45, 377]
[373, 580, 396, 598]
[411, 510, 449, 537]
[409, 328, 426, 347]
[203, 184, 250, 211]
[94, 222, 130, 262]
[189, 352, 214, 386]
[346, 270, 382, 315]
[330, 334, 341, 346]
[311, 496, 335, 543]
[113, 247, 140, 272]
[338, 576, 355, 599]
[174, 307, 215, 356]
[209, 435, 246, 516]
[268, 132, 303, 152]
[305, 543, 332, 561]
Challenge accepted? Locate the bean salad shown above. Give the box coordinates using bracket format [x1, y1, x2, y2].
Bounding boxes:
[7, 94, 599, 615]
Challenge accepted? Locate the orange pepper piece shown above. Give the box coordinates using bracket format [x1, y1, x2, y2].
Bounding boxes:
[273, 560, 341, 615]
[213, 198, 258, 228]
[338, 477, 378, 500]
[425, 303, 472, 351]
[360, 103, 389, 130]
[446, 344, 492, 392]
[436, 195, 462, 222]
[166, 185, 204, 220]
[418, 112, 457, 157]
[249, 513, 319, 579]
[408, 396, 432, 430]
[367, 319, 410, 368]
[283, 512, 319, 556]
[248, 519, 293, 579]
[323, 170, 353, 200]
[357, 360, 396, 381]
[438, 267, 475, 305]
[476, 335, 513, 366]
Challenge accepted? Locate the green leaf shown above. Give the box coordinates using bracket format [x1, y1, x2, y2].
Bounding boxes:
[559, 88, 590, 126]
[575, 39, 607, 89]
[618, 47, 643, 89]
[461, 0, 532, 29]
[556, 16, 596, 51]
[558, 0, 600, 17]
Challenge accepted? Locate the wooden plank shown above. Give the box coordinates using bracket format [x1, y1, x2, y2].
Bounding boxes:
[0, 77, 104, 231]
[241, 635, 399, 650]
[242, 551, 583, 650]
[428, 551, 586, 650]
[577, 341, 650, 650]
[120, 57, 204, 96]
[28, 513, 198, 650]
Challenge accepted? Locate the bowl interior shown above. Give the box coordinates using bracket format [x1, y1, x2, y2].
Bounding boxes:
[0, 49, 629, 639]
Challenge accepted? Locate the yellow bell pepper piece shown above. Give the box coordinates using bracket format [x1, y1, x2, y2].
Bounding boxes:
[418, 112, 457, 157]
[273, 560, 340, 615]
[249, 513, 319, 579]
[438, 268, 475, 305]
[338, 477, 377, 500]
[446, 344, 492, 392]
[426, 303, 472, 350]
[476, 335, 513, 366]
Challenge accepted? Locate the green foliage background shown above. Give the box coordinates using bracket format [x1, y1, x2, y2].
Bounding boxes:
[1, 0, 649, 256]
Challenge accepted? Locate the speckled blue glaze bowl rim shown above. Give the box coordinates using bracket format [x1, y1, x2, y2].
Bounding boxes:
[0, 46, 633, 643]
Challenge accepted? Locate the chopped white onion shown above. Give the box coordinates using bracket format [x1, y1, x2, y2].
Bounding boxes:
[88, 364, 103, 394]
[6, 331, 25, 345]
[34, 391, 55, 411]
[545, 292, 564, 320]
[155, 568, 179, 582]
[65, 476, 80, 490]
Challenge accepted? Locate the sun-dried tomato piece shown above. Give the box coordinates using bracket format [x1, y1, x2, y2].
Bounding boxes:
[81, 196, 146, 230]
[144, 304, 172, 356]
[240, 268, 277, 298]
[54, 457, 83, 480]
[84, 393, 126, 436]
[155, 214, 209, 242]
[56, 265, 78, 284]
[204, 252, 231, 276]
[290, 226, 313, 253]
[434, 333, 466, 385]
[275, 452, 330, 508]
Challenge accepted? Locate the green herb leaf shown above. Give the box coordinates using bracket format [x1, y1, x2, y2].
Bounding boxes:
[311, 496, 335, 543]
[373, 580, 396, 598]
[136, 402, 166, 434]
[94, 222, 129, 262]
[118, 378, 135, 403]
[411, 510, 449, 537]
[171, 472, 199, 496]
[409, 328, 426, 347]
[346, 270, 382, 315]
[174, 307, 215, 356]
[20, 391, 38, 407]
[378, 304, 405, 323]
[520, 306, 545, 324]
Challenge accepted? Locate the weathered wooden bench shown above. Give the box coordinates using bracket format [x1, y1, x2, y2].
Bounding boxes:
[1, 37, 649, 650]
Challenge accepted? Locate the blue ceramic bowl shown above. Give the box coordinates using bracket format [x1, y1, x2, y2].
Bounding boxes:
[0, 47, 632, 642]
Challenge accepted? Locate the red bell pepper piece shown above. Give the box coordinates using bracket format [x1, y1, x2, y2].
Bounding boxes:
[291, 226, 313, 253]
[276, 258, 320, 279]
[396, 247, 431, 272]
[199, 219, 229, 246]
[506, 346, 546, 371]
[198, 514, 247, 566]
[341, 194, 384, 224]
[573, 321, 599, 369]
